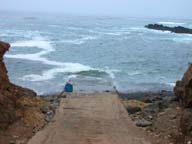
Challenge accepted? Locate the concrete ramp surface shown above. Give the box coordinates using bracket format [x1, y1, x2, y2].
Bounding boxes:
[28, 93, 153, 144]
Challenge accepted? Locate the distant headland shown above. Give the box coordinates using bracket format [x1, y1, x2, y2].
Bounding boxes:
[145, 24, 192, 34]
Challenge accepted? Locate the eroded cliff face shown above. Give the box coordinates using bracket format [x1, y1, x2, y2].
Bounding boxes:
[0, 41, 18, 129]
[174, 65, 192, 108]
[0, 42, 10, 90]
[0, 41, 44, 130]
[174, 64, 192, 137]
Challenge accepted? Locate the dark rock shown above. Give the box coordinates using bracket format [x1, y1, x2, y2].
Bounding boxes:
[59, 95, 66, 98]
[143, 98, 152, 103]
[9, 140, 15, 144]
[45, 109, 54, 122]
[104, 90, 110, 93]
[153, 96, 163, 101]
[145, 24, 192, 34]
[118, 91, 174, 101]
[126, 106, 141, 114]
[42, 104, 54, 122]
[136, 119, 152, 127]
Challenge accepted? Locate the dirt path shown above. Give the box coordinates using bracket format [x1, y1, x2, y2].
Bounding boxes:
[28, 93, 154, 144]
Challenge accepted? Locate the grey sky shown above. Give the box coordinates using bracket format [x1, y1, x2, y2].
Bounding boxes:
[2, 0, 192, 18]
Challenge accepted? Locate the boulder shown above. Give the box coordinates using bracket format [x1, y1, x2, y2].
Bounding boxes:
[135, 119, 152, 127]
[123, 100, 148, 114]
[126, 106, 141, 114]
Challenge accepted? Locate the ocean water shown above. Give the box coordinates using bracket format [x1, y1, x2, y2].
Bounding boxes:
[1, 12, 192, 94]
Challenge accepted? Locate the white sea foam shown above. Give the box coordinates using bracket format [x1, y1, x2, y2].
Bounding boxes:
[6, 34, 117, 82]
[21, 64, 118, 81]
[105, 70, 115, 79]
[22, 63, 93, 81]
[11, 36, 53, 50]
[6, 36, 64, 66]
[103, 67, 120, 79]
[127, 71, 142, 76]
[0, 33, 10, 37]
[67, 27, 86, 31]
[88, 29, 130, 36]
[158, 21, 185, 26]
[60, 35, 97, 45]
[167, 83, 176, 87]
[129, 27, 192, 44]
[172, 36, 192, 44]
[68, 75, 77, 79]
[49, 24, 60, 28]
[129, 27, 172, 35]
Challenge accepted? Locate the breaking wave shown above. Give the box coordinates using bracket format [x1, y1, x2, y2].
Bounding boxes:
[6, 35, 118, 82]
[21, 67, 118, 82]
[157, 21, 185, 26]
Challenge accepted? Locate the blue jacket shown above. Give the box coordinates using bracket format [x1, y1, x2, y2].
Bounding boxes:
[64, 83, 73, 92]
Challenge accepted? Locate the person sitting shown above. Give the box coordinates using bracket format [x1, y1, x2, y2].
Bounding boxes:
[60, 80, 73, 98]
[64, 80, 73, 92]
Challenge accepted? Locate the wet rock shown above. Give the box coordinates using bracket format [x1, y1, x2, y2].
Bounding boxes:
[42, 94, 62, 122]
[59, 95, 67, 98]
[145, 24, 192, 34]
[45, 111, 54, 122]
[136, 119, 152, 127]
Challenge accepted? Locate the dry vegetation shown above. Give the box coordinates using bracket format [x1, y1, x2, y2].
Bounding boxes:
[16, 96, 47, 129]
[123, 99, 149, 109]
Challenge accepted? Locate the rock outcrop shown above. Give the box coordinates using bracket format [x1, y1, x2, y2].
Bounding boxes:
[174, 64, 192, 137]
[145, 24, 192, 34]
[174, 64, 192, 108]
[0, 41, 44, 130]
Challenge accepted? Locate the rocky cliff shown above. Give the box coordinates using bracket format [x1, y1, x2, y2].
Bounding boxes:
[174, 64, 192, 138]
[0, 41, 45, 130]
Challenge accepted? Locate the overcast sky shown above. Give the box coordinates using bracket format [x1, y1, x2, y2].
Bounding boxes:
[2, 0, 192, 18]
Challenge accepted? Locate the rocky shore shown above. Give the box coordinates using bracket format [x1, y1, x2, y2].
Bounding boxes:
[119, 91, 180, 143]
[120, 64, 192, 144]
[1, 40, 192, 144]
[145, 24, 192, 34]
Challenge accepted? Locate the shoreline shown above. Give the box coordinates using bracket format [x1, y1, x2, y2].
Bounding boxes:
[39, 87, 174, 96]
